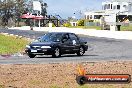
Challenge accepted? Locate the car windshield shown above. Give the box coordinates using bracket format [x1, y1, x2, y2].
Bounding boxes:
[39, 33, 63, 42]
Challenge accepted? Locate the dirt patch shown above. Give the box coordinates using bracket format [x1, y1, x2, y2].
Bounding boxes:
[0, 61, 132, 88]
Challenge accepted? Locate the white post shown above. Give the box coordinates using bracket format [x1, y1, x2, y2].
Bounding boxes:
[34, 19, 35, 27]
[110, 25, 117, 31]
[49, 22, 52, 27]
[39, 19, 40, 27]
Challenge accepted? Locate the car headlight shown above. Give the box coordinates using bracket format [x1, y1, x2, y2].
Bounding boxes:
[41, 46, 51, 48]
[26, 45, 30, 48]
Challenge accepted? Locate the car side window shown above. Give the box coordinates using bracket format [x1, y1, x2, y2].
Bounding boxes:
[69, 33, 79, 40]
[65, 34, 70, 39]
[63, 34, 69, 40]
[69, 33, 79, 44]
[62, 34, 71, 43]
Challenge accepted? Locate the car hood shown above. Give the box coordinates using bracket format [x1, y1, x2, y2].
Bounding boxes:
[29, 41, 57, 46]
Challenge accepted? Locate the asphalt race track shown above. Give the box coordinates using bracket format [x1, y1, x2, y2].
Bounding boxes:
[0, 28, 132, 64]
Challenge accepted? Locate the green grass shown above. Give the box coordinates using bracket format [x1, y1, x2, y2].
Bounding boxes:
[121, 25, 132, 31]
[0, 34, 29, 54]
[0, 85, 4, 88]
[77, 85, 115, 88]
[68, 25, 132, 31]
[78, 84, 132, 88]
[49, 84, 131, 88]
[50, 85, 61, 88]
[68, 26, 101, 30]
[29, 80, 42, 86]
[83, 26, 101, 30]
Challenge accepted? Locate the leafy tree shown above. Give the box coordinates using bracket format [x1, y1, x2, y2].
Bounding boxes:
[0, 0, 14, 26]
[41, 2, 48, 16]
[63, 22, 71, 27]
[0, 0, 25, 26]
[14, 0, 25, 26]
[77, 19, 84, 26]
[0, 0, 48, 27]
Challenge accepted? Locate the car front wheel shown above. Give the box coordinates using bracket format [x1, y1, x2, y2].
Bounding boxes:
[28, 54, 36, 58]
[77, 46, 85, 56]
[52, 47, 61, 58]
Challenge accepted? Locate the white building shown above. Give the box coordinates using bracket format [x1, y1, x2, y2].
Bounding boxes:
[70, 21, 77, 26]
[84, 0, 132, 27]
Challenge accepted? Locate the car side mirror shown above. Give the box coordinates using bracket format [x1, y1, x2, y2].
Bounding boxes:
[37, 37, 41, 40]
[84, 41, 87, 44]
[37, 37, 41, 41]
[37, 36, 43, 42]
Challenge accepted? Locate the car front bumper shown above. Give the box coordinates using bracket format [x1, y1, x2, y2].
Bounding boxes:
[25, 48, 55, 55]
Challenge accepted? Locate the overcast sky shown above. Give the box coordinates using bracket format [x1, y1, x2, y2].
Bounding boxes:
[44, 0, 105, 19]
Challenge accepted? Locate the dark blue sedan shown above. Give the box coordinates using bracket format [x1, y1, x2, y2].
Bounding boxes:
[25, 32, 88, 58]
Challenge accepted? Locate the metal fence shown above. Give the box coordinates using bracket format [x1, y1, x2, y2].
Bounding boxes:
[85, 22, 100, 26]
[85, 22, 132, 27]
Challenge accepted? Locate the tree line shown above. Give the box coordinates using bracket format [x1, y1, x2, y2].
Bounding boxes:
[0, 0, 47, 27]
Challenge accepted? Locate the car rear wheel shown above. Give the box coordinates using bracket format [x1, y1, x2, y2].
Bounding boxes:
[77, 46, 85, 56]
[28, 54, 36, 58]
[52, 47, 61, 58]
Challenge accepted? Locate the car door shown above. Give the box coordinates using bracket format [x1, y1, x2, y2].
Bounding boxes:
[68, 33, 80, 52]
[61, 34, 74, 53]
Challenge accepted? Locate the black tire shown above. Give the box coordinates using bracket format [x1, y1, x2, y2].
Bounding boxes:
[52, 47, 61, 58]
[28, 54, 36, 58]
[76, 76, 87, 85]
[77, 46, 85, 56]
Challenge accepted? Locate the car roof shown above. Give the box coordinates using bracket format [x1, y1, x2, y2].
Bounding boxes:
[48, 32, 74, 35]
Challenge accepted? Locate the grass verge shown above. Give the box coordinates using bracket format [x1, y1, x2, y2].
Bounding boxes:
[121, 25, 132, 31]
[68, 26, 101, 30]
[68, 25, 132, 31]
[0, 34, 29, 54]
